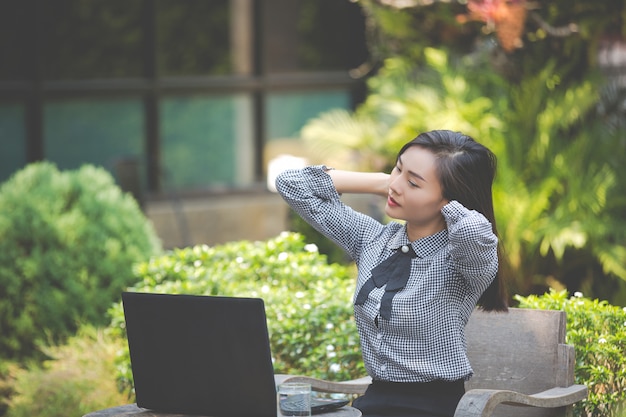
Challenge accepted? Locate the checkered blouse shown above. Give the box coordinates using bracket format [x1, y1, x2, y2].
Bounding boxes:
[275, 165, 498, 382]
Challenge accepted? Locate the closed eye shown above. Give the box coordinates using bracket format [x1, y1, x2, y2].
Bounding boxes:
[395, 164, 420, 188]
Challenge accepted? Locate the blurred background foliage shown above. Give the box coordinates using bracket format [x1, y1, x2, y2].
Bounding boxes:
[297, 0, 626, 305]
[4, 326, 133, 417]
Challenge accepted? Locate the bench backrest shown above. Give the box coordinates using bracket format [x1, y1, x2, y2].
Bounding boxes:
[465, 308, 574, 417]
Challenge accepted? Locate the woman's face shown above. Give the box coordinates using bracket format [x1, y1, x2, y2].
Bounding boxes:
[386, 146, 449, 240]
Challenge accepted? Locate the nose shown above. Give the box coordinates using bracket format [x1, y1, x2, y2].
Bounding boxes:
[388, 175, 401, 196]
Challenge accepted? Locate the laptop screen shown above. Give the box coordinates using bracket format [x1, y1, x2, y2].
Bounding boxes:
[122, 292, 277, 417]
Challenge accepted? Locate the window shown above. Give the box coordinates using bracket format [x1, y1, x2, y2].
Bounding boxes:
[44, 98, 145, 176]
[0, 0, 368, 195]
[160, 94, 253, 190]
[0, 103, 26, 181]
[266, 90, 351, 140]
[262, 0, 368, 73]
[156, 0, 231, 76]
[40, 0, 144, 80]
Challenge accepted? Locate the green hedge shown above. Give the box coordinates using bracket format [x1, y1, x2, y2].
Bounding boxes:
[4, 232, 626, 417]
[0, 162, 161, 361]
[108, 232, 365, 393]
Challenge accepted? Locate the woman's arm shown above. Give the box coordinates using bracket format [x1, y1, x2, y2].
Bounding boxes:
[326, 169, 390, 197]
[442, 201, 498, 293]
[275, 166, 387, 260]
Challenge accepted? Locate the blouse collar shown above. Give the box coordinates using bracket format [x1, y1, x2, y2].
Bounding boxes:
[387, 225, 448, 259]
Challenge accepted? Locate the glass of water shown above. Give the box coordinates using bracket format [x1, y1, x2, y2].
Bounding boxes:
[278, 382, 312, 417]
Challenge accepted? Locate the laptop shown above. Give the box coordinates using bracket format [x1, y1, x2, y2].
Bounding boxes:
[122, 292, 349, 417]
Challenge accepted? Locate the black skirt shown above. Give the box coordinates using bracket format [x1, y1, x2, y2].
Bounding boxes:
[351, 379, 465, 417]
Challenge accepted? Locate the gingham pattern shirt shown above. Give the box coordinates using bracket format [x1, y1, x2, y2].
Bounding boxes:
[275, 166, 498, 382]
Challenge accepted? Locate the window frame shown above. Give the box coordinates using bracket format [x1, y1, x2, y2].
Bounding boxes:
[0, 0, 367, 197]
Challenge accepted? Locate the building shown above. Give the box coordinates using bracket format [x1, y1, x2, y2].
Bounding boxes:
[0, 0, 369, 248]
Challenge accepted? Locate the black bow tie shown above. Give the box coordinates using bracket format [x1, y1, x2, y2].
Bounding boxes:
[355, 245, 417, 320]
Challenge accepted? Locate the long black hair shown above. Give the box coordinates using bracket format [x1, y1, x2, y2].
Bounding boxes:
[398, 130, 508, 311]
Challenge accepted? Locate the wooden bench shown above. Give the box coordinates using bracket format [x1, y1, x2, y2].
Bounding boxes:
[277, 308, 588, 417]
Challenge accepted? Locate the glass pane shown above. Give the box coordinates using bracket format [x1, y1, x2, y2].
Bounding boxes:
[43, 98, 145, 186]
[0, 3, 31, 80]
[264, 90, 351, 178]
[0, 103, 26, 182]
[156, 0, 231, 76]
[266, 90, 350, 140]
[263, 0, 368, 73]
[297, 0, 368, 71]
[40, 0, 144, 80]
[160, 94, 253, 190]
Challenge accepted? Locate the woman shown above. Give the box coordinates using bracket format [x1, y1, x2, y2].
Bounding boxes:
[275, 130, 507, 417]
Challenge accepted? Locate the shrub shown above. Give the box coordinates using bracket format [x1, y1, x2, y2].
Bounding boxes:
[0, 361, 16, 416]
[515, 290, 626, 417]
[108, 232, 364, 393]
[4, 326, 133, 417]
[0, 162, 161, 361]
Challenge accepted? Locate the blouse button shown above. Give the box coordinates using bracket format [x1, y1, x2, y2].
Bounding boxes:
[401, 245, 409, 253]
[377, 333, 383, 340]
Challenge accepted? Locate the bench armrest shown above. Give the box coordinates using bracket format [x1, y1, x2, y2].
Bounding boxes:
[275, 374, 372, 395]
[275, 374, 587, 417]
[454, 385, 588, 417]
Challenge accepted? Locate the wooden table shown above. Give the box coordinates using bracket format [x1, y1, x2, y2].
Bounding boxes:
[83, 403, 362, 417]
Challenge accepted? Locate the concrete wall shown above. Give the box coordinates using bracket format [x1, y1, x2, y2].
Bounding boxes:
[145, 192, 290, 249]
[144, 192, 384, 250]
